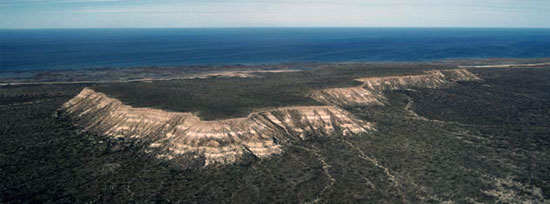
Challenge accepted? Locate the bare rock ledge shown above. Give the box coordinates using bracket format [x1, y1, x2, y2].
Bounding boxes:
[311, 68, 480, 106]
[60, 68, 479, 166]
[61, 88, 372, 165]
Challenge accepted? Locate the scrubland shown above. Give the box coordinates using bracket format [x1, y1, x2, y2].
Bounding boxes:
[1, 63, 549, 203]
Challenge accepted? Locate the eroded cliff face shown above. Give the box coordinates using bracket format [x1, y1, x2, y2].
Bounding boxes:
[60, 68, 479, 166]
[312, 69, 480, 106]
[62, 88, 372, 165]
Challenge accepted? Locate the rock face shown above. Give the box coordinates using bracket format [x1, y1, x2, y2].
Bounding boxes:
[61, 88, 372, 165]
[312, 69, 480, 106]
[60, 68, 479, 166]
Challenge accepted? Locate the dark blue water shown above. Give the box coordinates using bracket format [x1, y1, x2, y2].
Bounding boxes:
[1, 28, 550, 71]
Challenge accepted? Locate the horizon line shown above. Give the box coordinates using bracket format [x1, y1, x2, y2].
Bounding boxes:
[2, 26, 550, 30]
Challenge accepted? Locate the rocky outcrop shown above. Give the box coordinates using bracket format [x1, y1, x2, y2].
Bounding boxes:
[61, 68, 479, 166]
[61, 88, 372, 165]
[312, 69, 480, 106]
[311, 86, 386, 106]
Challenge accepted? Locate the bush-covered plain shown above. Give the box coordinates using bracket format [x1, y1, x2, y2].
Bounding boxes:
[1, 65, 549, 203]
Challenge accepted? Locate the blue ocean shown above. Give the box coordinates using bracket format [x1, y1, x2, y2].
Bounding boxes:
[1, 28, 550, 71]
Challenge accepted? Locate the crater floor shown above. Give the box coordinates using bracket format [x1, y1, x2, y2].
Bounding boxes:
[61, 68, 478, 166]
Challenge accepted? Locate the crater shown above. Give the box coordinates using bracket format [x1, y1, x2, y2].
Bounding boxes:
[60, 68, 479, 166]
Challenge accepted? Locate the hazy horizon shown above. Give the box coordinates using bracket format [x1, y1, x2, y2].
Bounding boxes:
[3, 26, 550, 30]
[1, 0, 550, 29]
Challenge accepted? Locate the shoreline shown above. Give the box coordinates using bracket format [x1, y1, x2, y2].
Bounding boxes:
[0, 69, 300, 86]
[458, 62, 550, 68]
[1, 58, 549, 86]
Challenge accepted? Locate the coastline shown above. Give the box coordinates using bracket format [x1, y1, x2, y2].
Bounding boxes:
[1, 58, 550, 86]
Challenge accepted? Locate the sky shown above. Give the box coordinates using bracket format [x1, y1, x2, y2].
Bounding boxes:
[1, 0, 550, 28]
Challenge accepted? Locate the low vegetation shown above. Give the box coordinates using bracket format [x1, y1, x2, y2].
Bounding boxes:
[93, 63, 441, 120]
[1, 65, 548, 203]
